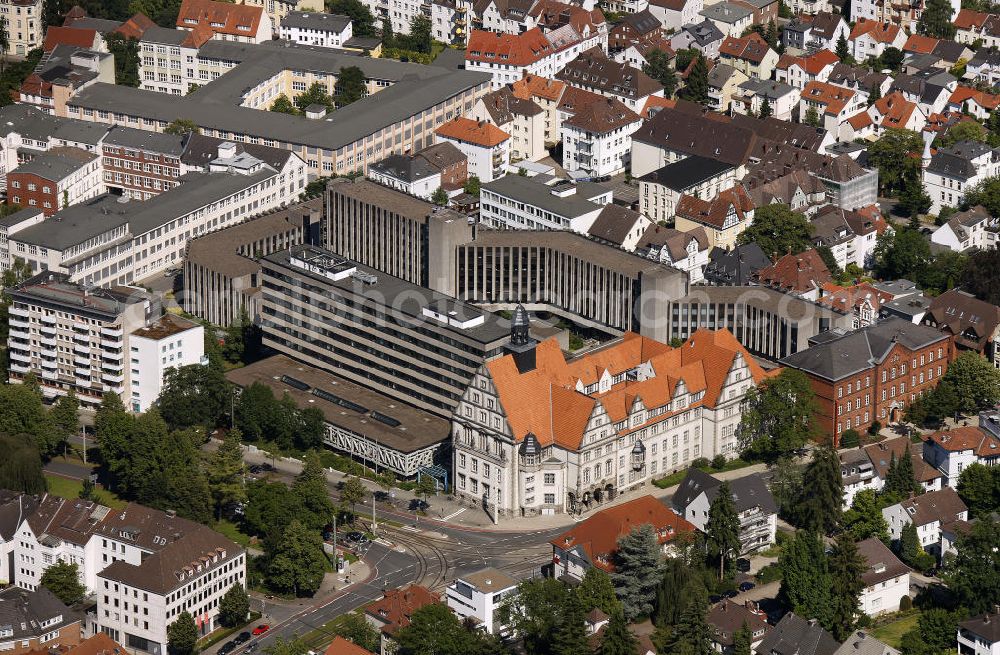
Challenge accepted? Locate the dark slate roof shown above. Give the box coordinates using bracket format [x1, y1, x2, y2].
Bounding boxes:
[927, 141, 999, 179]
[280, 10, 352, 31]
[639, 155, 734, 192]
[780, 317, 950, 381]
[0, 586, 79, 640]
[620, 8, 661, 35]
[104, 125, 186, 156]
[672, 468, 777, 514]
[703, 242, 771, 286]
[369, 153, 439, 182]
[961, 611, 1000, 644]
[682, 19, 724, 46]
[757, 613, 840, 655]
[631, 106, 760, 166]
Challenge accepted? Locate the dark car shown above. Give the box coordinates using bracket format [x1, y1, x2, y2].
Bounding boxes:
[245, 644, 259, 654]
[723, 590, 738, 599]
[709, 595, 723, 604]
[735, 558, 751, 573]
[217, 642, 236, 655]
[409, 499, 430, 511]
[248, 465, 262, 475]
[374, 491, 391, 501]
[344, 531, 365, 543]
[233, 632, 252, 645]
[260, 463, 276, 472]
[739, 582, 756, 592]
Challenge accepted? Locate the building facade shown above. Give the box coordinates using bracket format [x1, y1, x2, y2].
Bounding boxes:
[127, 314, 206, 413]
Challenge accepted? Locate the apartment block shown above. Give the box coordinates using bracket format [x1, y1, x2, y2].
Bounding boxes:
[127, 314, 206, 413]
[7, 147, 103, 216]
[1, 0, 42, 56]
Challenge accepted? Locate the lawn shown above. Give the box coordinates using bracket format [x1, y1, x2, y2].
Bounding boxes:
[871, 611, 920, 649]
[44, 474, 126, 509]
[212, 519, 254, 548]
[652, 458, 754, 489]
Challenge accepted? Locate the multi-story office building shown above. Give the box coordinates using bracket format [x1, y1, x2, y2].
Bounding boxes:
[259, 244, 509, 416]
[478, 173, 613, 232]
[7, 147, 103, 215]
[127, 314, 205, 413]
[101, 127, 185, 200]
[325, 178, 473, 295]
[0, 208, 43, 270]
[451, 327, 766, 520]
[183, 197, 322, 326]
[1, 0, 42, 56]
[278, 11, 353, 47]
[138, 25, 214, 96]
[6, 272, 155, 406]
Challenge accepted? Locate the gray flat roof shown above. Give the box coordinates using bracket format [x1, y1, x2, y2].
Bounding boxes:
[13, 148, 96, 180]
[263, 245, 510, 345]
[226, 354, 450, 454]
[11, 271, 149, 317]
[103, 126, 186, 156]
[12, 168, 277, 250]
[640, 155, 734, 191]
[0, 104, 108, 145]
[140, 26, 191, 45]
[483, 175, 611, 219]
[280, 11, 352, 31]
[0, 207, 43, 228]
[699, 2, 752, 22]
[69, 42, 491, 152]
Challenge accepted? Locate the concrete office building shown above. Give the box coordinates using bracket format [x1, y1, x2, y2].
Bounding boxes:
[182, 197, 322, 326]
[227, 354, 451, 477]
[259, 245, 509, 416]
[325, 178, 473, 296]
[478, 174, 613, 233]
[127, 314, 205, 413]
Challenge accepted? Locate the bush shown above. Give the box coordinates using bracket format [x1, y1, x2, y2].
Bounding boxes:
[899, 595, 913, 611]
[692, 457, 711, 470]
[840, 429, 861, 448]
[756, 563, 782, 584]
[868, 420, 882, 436]
[711, 454, 727, 470]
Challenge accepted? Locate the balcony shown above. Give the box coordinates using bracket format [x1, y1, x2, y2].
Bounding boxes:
[74, 355, 90, 367]
[102, 351, 124, 363]
[9, 350, 30, 362]
[9, 362, 29, 374]
[8, 317, 28, 330]
[8, 327, 29, 341]
[74, 344, 91, 356]
[100, 326, 123, 339]
[40, 335, 57, 348]
[102, 371, 125, 384]
[9, 306, 28, 319]
[40, 314, 56, 325]
[41, 369, 58, 381]
[40, 359, 57, 370]
[75, 367, 91, 378]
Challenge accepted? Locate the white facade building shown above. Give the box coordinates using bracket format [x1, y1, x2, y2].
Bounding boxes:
[278, 11, 353, 47]
[923, 141, 1000, 215]
[128, 314, 206, 413]
[479, 173, 612, 232]
[560, 98, 642, 178]
[673, 469, 778, 554]
[435, 117, 510, 183]
[2, 0, 42, 56]
[857, 538, 911, 616]
[445, 568, 518, 635]
[882, 487, 969, 557]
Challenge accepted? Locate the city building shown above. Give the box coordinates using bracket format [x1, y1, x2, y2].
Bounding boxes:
[882, 486, 968, 557]
[847, 18, 906, 59]
[549, 495, 695, 580]
[0, 586, 80, 655]
[587, 204, 653, 252]
[840, 436, 944, 508]
[226, 354, 451, 477]
[850, 0, 959, 33]
[138, 25, 214, 96]
[479, 173, 612, 232]
[718, 32, 778, 80]
[127, 314, 206, 413]
[364, 586, 439, 655]
[930, 206, 995, 252]
[451, 327, 769, 520]
[924, 142, 1000, 216]
[560, 97, 641, 178]
[259, 244, 509, 417]
[445, 568, 519, 635]
[634, 225, 710, 282]
[278, 11, 353, 47]
[6, 272, 155, 406]
[958, 609, 1000, 655]
[708, 601, 771, 654]
[2, 0, 43, 56]
[753, 249, 832, 301]
[701, 242, 770, 286]
[673, 469, 778, 553]
[780, 318, 954, 442]
[0, 209, 44, 271]
[556, 49, 664, 111]
[470, 87, 546, 163]
[921, 289, 1000, 364]
[699, 2, 752, 37]
[435, 118, 511, 183]
[100, 127, 185, 201]
[176, 0, 272, 43]
[757, 613, 840, 655]
[638, 156, 736, 224]
[856, 537, 911, 615]
[7, 146, 102, 216]
[922, 426, 1000, 487]
[673, 186, 755, 251]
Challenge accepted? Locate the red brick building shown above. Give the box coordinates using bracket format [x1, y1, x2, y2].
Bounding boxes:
[7, 146, 101, 215]
[780, 317, 954, 444]
[101, 127, 185, 200]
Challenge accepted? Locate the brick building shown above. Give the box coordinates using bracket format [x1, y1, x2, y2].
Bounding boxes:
[7, 147, 102, 215]
[0, 586, 80, 654]
[102, 127, 184, 200]
[780, 318, 953, 444]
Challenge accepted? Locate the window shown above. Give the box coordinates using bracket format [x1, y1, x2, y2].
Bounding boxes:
[543, 493, 555, 504]
[544, 473, 555, 485]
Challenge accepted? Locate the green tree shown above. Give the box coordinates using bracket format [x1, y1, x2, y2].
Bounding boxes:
[816, 246, 843, 279]
[94, 392, 133, 491]
[898, 521, 935, 572]
[235, 382, 277, 441]
[899, 171, 932, 219]
[963, 177, 1000, 217]
[654, 557, 704, 628]
[599, 606, 639, 655]
[167, 612, 198, 655]
[840, 429, 861, 448]
[218, 584, 250, 628]
[942, 351, 1000, 413]
[737, 204, 813, 258]
[867, 83, 881, 107]
[335, 65, 366, 106]
[835, 34, 851, 61]
[105, 33, 140, 86]
[899, 608, 963, 655]
[157, 363, 230, 431]
[794, 447, 843, 534]
[936, 120, 986, 148]
[269, 94, 299, 115]
[960, 247, 1000, 305]
[842, 489, 890, 542]
[333, 613, 381, 653]
[326, 0, 376, 36]
[0, 380, 59, 459]
[242, 480, 303, 539]
[675, 48, 699, 71]
[828, 533, 866, 640]
[50, 388, 79, 449]
[431, 187, 449, 206]
[164, 118, 200, 135]
[295, 81, 334, 113]
[266, 519, 327, 597]
[732, 624, 752, 655]
[294, 451, 336, 529]
[684, 55, 709, 104]
[957, 463, 1000, 518]
[866, 128, 924, 195]
[878, 47, 905, 72]
[297, 407, 326, 451]
[552, 591, 589, 655]
[917, 0, 956, 38]
[872, 228, 932, 281]
[339, 475, 367, 520]
[612, 523, 662, 621]
[738, 369, 817, 462]
[415, 474, 437, 505]
[706, 481, 740, 580]
[498, 578, 570, 655]
[395, 602, 504, 655]
[405, 14, 433, 53]
[884, 450, 920, 499]
[804, 106, 821, 127]
[263, 637, 309, 655]
[667, 586, 712, 655]
[770, 457, 804, 520]
[208, 429, 246, 520]
[943, 517, 1000, 614]
[381, 16, 394, 45]
[0, 433, 46, 494]
[758, 98, 773, 119]
[40, 561, 86, 605]
[464, 175, 481, 196]
[779, 530, 832, 626]
[643, 49, 677, 97]
[577, 566, 620, 614]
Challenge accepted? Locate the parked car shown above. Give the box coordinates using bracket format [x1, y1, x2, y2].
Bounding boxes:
[739, 581, 756, 592]
[409, 499, 430, 511]
[709, 595, 723, 604]
[252, 625, 270, 636]
[217, 642, 236, 655]
[246, 643, 259, 653]
[260, 463, 276, 472]
[723, 590, 738, 599]
[248, 465, 263, 475]
[233, 632, 251, 645]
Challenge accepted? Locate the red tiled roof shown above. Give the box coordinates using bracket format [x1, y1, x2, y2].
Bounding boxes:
[779, 49, 839, 75]
[754, 249, 832, 293]
[325, 637, 374, 655]
[950, 85, 1000, 110]
[719, 32, 773, 64]
[42, 26, 98, 52]
[512, 74, 567, 102]
[802, 80, 856, 116]
[466, 28, 554, 66]
[955, 8, 989, 29]
[873, 91, 917, 129]
[903, 34, 939, 54]
[849, 18, 901, 43]
[435, 117, 510, 147]
[817, 282, 893, 313]
[925, 426, 1000, 456]
[176, 0, 265, 38]
[364, 585, 439, 637]
[115, 12, 155, 40]
[676, 185, 754, 230]
[550, 495, 696, 572]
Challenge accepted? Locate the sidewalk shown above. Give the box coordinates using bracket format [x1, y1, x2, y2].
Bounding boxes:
[234, 441, 770, 533]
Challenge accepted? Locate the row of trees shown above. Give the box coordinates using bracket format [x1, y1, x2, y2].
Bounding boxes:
[236, 381, 326, 451]
[269, 68, 368, 115]
[905, 352, 1000, 427]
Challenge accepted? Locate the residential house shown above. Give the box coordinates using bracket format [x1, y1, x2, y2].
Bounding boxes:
[850, 0, 959, 33]
[6, 146, 102, 215]
[967, 49, 1000, 87]
[415, 141, 469, 193]
[0, 586, 80, 654]
[882, 486, 968, 557]
[947, 86, 1000, 120]
[923, 425, 1000, 487]
[889, 70, 957, 117]
[827, 62, 893, 102]
[746, 169, 828, 216]
[954, 8, 991, 45]
[673, 469, 778, 553]
[327, 636, 375, 655]
[511, 74, 569, 147]
[445, 568, 518, 635]
[732, 79, 800, 120]
[709, 600, 771, 654]
[138, 25, 214, 96]
[930, 206, 995, 252]
[923, 141, 1000, 215]
[780, 318, 954, 441]
[958, 610, 1000, 655]
[699, 2, 752, 37]
[844, 91, 926, 141]
[634, 225, 711, 281]
[756, 613, 840, 655]
[638, 155, 737, 224]
[2, 0, 43, 56]
[435, 118, 510, 182]
[365, 586, 440, 655]
[817, 283, 893, 329]
[472, 86, 547, 163]
[849, 19, 905, 62]
[648, 0, 703, 32]
[718, 32, 777, 80]
[776, 49, 840, 91]
[550, 495, 696, 580]
[674, 186, 755, 250]
[561, 97, 642, 177]
[732, 0, 778, 27]
[841, 436, 944, 508]
[782, 12, 848, 50]
[753, 249, 832, 301]
[175, 0, 271, 42]
[278, 11, 353, 48]
[702, 242, 771, 286]
[800, 81, 864, 134]
[670, 19, 725, 58]
[465, 28, 569, 88]
[833, 633, 901, 655]
[586, 204, 652, 251]
[556, 48, 664, 111]
[856, 537, 911, 615]
[922, 288, 1000, 364]
[367, 154, 444, 200]
[608, 9, 661, 54]
[707, 63, 749, 112]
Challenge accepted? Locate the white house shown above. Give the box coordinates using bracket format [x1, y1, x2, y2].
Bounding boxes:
[882, 487, 969, 558]
[634, 225, 711, 282]
[849, 19, 906, 62]
[278, 11, 353, 48]
[127, 314, 206, 413]
[435, 117, 511, 183]
[471, 87, 547, 163]
[647, 0, 703, 31]
[638, 156, 737, 224]
[176, 0, 272, 44]
[922, 426, 1000, 487]
[367, 154, 442, 200]
[479, 173, 612, 232]
[958, 610, 1000, 655]
[923, 140, 1000, 215]
[840, 436, 944, 509]
[673, 469, 778, 554]
[857, 538, 911, 616]
[445, 568, 518, 635]
[930, 206, 995, 252]
[560, 97, 642, 178]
